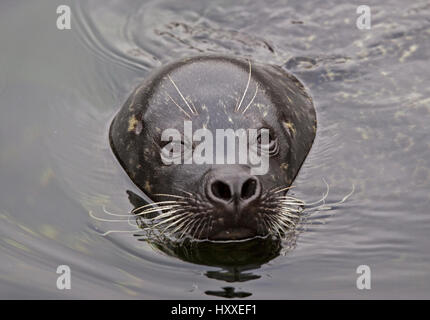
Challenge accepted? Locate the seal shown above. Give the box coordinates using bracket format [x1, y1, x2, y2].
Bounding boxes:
[110, 55, 316, 241]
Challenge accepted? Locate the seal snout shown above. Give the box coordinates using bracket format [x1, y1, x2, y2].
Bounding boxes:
[204, 166, 262, 239]
[207, 176, 261, 209]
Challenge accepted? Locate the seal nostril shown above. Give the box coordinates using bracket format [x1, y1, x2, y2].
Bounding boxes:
[241, 178, 257, 200]
[211, 180, 232, 201]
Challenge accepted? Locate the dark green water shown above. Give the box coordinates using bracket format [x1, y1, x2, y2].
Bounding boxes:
[0, 0, 429, 298]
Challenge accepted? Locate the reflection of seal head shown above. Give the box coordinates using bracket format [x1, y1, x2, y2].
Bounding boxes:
[110, 55, 316, 241]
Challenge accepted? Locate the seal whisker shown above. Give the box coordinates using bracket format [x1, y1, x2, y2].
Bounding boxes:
[275, 203, 304, 209]
[262, 207, 299, 216]
[175, 188, 195, 197]
[207, 216, 213, 238]
[278, 210, 301, 219]
[89, 210, 131, 223]
[268, 207, 298, 224]
[275, 214, 297, 227]
[273, 185, 296, 194]
[160, 213, 193, 234]
[166, 92, 192, 119]
[235, 59, 252, 112]
[134, 203, 183, 213]
[274, 194, 302, 200]
[133, 205, 183, 216]
[192, 217, 206, 239]
[99, 229, 143, 237]
[264, 218, 276, 236]
[305, 205, 333, 212]
[277, 210, 301, 219]
[273, 220, 293, 233]
[153, 193, 188, 199]
[172, 214, 198, 237]
[167, 75, 197, 115]
[293, 184, 356, 232]
[241, 83, 259, 115]
[150, 211, 191, 228]
[270, 223, 282, 238]
[128, 214, 137, 227]
[304, 178, 330, 206]
[102, 206, 131, 217]
[182, 217, 201, 240]
[274, 216, 291, 232]
[276, 199, 305, 205]
[303, 182, 354, 210]
[142, 208, 191, 221]
[166, 219, 190, 236]
[266, 215, 284, 238]
[131, 201, 184, 214]
[197, 220, 208, 239]
[333, 183, 355, 205]
[188, 98, 198, 115]
[275, 196, 304, 201]
[178, 216, 200, 240]
[137, 210, 186, 230]
[269, 185, 293, 193]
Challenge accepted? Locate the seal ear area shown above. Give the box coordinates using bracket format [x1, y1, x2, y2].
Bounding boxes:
[249, 63, 316, 132]
[248, 63, 316, 176]
[109, 108, 150, 182]
[261, 64, 316, 127]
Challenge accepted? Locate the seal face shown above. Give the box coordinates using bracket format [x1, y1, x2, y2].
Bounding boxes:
[110, 55, 316, 241]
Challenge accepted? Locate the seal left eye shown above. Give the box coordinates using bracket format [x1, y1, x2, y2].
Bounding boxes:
[160, 139, 194, 165]
[160, 140, 184, 149]
[257, 129, 279, 156]
[160, 140, 183, 164]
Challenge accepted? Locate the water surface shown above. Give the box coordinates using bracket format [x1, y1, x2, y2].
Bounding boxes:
[0, 0, 429, 298]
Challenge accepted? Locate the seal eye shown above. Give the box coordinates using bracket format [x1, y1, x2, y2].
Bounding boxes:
[160, 140, 192, 165]
[257, 129, 279, 156]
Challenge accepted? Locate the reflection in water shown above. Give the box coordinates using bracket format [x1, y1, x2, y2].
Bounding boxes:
[149, 237, 283, 298]
[205, 287, 252, 298]
[148, 236, 282, 271]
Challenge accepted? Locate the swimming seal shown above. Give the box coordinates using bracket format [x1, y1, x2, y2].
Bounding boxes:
[110, 55, 316, 241]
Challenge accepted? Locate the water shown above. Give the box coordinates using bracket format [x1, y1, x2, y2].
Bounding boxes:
[0, 0, 429, 298]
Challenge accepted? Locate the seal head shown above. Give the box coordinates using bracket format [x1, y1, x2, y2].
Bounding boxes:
[110, 55, 316, 240]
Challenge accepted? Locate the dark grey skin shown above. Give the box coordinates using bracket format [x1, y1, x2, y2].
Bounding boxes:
[110, 55, 316, 241]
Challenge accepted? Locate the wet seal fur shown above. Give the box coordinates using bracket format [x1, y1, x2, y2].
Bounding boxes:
[110, 55, 316, 241]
